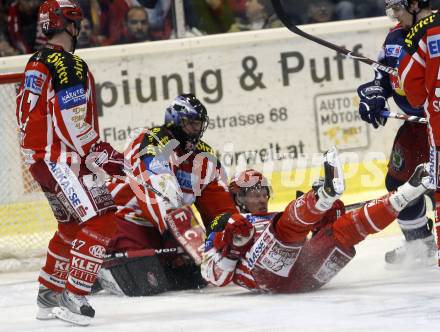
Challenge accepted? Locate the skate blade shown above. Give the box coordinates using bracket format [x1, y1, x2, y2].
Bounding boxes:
[36, 307, 57, 320]
[53, 307, 92, 326]
[385, 257, 436, 270]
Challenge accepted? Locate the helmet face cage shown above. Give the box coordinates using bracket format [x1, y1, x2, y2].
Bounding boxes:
[39, 0, 83, 37]
[165, 94, 209, 142]
[385, 0, 430, 20]
[385, 0, 408, 20]
[229, 170, 271, 212]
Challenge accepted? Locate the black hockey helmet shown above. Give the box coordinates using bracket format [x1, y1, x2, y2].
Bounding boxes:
[385, 0, 430, 20]
[164, 94, 209, 152]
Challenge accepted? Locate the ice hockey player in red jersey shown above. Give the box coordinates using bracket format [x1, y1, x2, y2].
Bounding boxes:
[201, 148, 432, 292]
[16, 0, 125, 326]
[94, 93, 239, 296]
[397, 0, 440, 264]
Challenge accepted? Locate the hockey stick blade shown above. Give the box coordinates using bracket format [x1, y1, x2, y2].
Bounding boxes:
[271, 0, 397, 76]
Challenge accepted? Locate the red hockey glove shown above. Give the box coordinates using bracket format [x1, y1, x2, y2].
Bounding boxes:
[219, 214, 255, 260]
[89, 141, 125, 177]
[312, 199, 345, 237]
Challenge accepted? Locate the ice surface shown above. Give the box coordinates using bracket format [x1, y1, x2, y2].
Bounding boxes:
[1, 235, 440, 332]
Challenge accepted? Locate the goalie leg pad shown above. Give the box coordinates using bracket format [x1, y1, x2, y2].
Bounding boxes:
[103, 255, 171, 296]
[163, 261, 207, 291]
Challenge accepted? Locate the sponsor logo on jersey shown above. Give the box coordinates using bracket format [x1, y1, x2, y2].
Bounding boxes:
[385, 44, 402, 58]
[46, 161, 97, 222]
[428, 34, 440, 58]
[58, 85, 86, 109]
[176, 170, 192, 190]
[196, 141, 214, 154]
[259, 241, 301, 277]
[246, 231, 272, 269]
[24, 70, 46, 95]
[49, 161, 82, 208]
[430, 147, 438, 189]
[405, 14, 436, 48]
[47, 52, 69, 84]
[89, 245, 106, 259]
[390, 146, 405, 172]
[71, 256, 100, 273]
[244, 213, 274, 225]
[314, 247, 352, 283]
[144, 156, 170, 173]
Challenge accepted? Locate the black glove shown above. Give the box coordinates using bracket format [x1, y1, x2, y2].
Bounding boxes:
[357, 84, 388, 129]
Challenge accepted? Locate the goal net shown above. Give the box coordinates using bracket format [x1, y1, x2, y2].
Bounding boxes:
[0, 73, 56, 272]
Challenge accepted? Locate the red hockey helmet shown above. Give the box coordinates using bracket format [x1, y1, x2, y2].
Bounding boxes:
[39, 0, 83, 37]
[229, 170, 271, 212]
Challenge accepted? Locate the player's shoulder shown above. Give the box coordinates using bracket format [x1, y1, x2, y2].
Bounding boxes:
[404, 13, 439, 52]
[194, 139, 215, 155]
[138, 126, 173, 158]
[386, 24, 406, 42]
[33, 47, 88, 91]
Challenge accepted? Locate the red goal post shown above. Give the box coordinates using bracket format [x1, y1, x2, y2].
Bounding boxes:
[0, 72, 56, 272]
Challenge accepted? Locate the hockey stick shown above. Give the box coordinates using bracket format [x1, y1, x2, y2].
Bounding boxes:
[104, 247, 184, 260]
[271, 0, 397, 76]
[380, 111, 427, 124]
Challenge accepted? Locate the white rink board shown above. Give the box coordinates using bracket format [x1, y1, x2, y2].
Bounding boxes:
[0, 17, 401, 177]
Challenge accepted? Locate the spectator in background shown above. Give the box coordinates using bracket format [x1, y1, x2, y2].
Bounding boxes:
[353, 0, 381, 18]
[186, 0, 235, 35]
[0, 31, 19, 57]
[146, 0, 172, 40]
[306, 0, 335, 24]
[228, 0, 247, 19]
[7, 0, 45, 54]
[229, 0, 282, 32]
[77, 17, 96, 49]
[333, 1, 355, 20]
[118, 6, 151, 44]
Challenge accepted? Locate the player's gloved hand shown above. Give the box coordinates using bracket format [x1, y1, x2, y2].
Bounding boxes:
[311, 199, 345, 237]
[89, 141, 125, 177]
[219, 214, 255, 260]
[357, 84, 389, 129]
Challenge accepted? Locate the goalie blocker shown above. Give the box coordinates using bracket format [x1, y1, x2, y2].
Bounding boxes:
[95, 206, 207, 296]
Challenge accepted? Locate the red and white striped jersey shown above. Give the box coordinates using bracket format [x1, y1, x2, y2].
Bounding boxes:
[16, 44, 100, 165]
[399, 13, 440, 149]
[202, 213, 278, 290]
[109, 126, 238, 233]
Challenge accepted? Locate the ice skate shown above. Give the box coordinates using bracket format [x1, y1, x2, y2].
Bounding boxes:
[389, 163, 431, 212]
[36, 284, 59, 320]
[385, 233, 436, 267]
[53, 289, 95, 326]
[315, 147, 345, 211]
